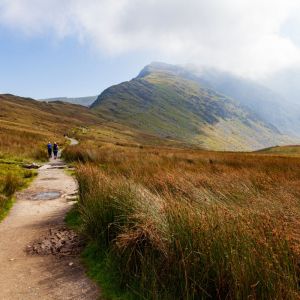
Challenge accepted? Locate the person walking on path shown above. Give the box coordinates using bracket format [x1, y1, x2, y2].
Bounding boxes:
[47, 142, 52, 159]
[53, 142, 58, 159]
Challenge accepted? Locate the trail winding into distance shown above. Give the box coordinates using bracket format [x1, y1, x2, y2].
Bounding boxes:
[0, 139, 99, 300]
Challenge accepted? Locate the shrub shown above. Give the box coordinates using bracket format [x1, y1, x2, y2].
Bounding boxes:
[23, 169, 35, 179]
[2, 172, 22, 196]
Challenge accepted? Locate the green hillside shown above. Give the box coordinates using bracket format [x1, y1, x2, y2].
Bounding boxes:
[91, 63, 291, 151]
[0, 94, 187, 159]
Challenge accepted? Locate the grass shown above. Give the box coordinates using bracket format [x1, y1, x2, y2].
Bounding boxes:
[0, 157, 37, 221]
[0, 93, 106, 219]
[0, 195, 14, 222]
[65, 207, 136, 300]
[65, 206, 81, 229]
[3, 92, 300, 298]
[82, 243, 136, 300]
[0, 93, 104, 160]
[64, 143, 300, 299]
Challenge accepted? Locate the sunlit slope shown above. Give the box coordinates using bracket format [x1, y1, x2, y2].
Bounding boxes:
[1, 94, 101, 129]
[0, 94, 103, 157]
[257, 145, 300, 156]
[0, 94, 186, 158]
[91, 63, 290, 151]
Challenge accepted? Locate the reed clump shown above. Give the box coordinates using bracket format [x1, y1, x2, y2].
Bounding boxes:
[72, 143, 300, 299]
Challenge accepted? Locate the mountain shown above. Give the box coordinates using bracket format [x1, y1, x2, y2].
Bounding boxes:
[91, 62, 292, 151]
[0, 93, 186, 158]
[192, 67, 300, 137]
[41, 96, 97, 107]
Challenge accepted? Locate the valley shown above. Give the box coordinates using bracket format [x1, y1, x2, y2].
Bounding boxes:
[1, 63, 300, 299]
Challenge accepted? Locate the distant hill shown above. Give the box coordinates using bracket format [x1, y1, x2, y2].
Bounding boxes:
[0, 93, 102, 138]
[91, 62, 292, 151]
[41, 96, 97, 107]
[256, 145, 300, 156]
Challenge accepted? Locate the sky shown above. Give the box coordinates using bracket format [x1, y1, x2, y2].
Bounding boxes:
[0, 0, 300, 99]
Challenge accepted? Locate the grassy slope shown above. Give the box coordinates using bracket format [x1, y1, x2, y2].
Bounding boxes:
[0, 157, 37, 221]
[0, 93, 104, 219]
[1, 94, 187, 158]
[0, 93, 187, 219]
[92, 65, 291, 151]
[0, 94, 104, 158]
[64, 140, 300, 299]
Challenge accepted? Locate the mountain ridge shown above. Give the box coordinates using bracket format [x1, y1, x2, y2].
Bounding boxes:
[91, 62, 292, 150]
[40, 96, 97, 107]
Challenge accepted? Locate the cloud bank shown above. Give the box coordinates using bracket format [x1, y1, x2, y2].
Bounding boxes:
[0, 0, 300, 78]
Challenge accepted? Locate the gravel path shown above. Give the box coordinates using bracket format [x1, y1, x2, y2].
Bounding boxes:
[0, 152, 99, 299]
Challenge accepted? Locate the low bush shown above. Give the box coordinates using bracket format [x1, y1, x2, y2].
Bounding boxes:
[2, 172, 22, 197]
[23, 169, 35, 179]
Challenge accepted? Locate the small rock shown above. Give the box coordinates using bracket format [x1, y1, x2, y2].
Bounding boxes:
[68, 262, 74, 266]
[23, 163, 41, 169]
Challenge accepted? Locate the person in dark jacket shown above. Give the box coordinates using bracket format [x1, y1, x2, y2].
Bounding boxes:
[53, 142, 58, 159]
[47, 142, 52, 159]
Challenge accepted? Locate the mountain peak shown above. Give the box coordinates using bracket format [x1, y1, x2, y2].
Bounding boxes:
[137, 62, 185, 78]
[91, 62, 289, 150]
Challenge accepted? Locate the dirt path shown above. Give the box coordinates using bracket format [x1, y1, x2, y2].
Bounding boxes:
[0, 147, 99, 299]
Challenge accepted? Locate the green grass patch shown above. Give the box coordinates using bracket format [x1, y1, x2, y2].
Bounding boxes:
[0, 156, 37, 221]
[65, 207, 137, 300]
[82, 243, 137, 300]
[0, 196, 14, 222]
[64, 168, 76, 177]
[65, 206, 81, 229]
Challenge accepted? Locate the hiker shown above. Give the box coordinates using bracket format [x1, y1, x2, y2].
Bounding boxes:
[53, 142, 58, 159]
[47, 142, 52, 159]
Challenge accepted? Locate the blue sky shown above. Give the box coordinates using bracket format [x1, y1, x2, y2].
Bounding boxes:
[0, 26, 153, 98]
[0, 0, 300, 99]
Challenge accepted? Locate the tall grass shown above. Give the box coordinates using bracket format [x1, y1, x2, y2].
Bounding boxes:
[2, 172, 22, 196]
[70, 142, 300, 299]
[0, 162, 37, 220]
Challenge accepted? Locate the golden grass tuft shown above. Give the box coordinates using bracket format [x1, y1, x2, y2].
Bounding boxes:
[68, 143, 300, 299]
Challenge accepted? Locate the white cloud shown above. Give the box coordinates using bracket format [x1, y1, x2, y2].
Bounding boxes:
[0, 0, 300, 78]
